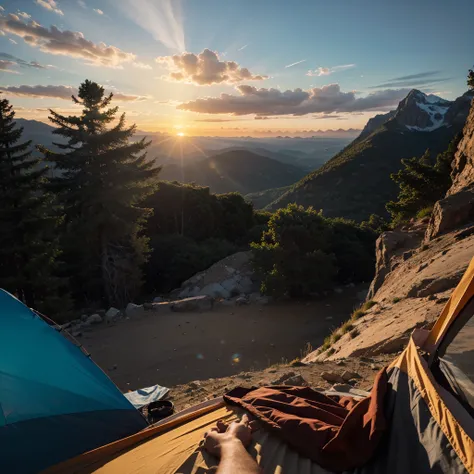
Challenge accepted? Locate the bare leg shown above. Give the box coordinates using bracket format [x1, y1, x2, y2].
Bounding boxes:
[203, 414, 261, 474]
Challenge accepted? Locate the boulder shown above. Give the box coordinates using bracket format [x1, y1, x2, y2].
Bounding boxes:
[271, 372, 296, 385]
[105, 307, 121, 322]
[153, 296, 164, 303]
[125, 303, 145, 318]
[238, 276, 254, 294]
[86, 313, 103, 325]
[235, 296, 249, 306]
[282, 374, 308, 386]
[221, 278, 240, 295]
[170, 295, 213, 313]
[341, 370, 361, 382]
[407, 272, 464, 298]
[199, 283, 230, 299]
[425, 186, 474, 241]
[320, 371, 345, 384]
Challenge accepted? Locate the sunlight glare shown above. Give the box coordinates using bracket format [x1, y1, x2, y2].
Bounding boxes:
[177, 132, 185, 137]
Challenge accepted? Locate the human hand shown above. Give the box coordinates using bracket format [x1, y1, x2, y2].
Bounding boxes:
[203, 414, 256, 457]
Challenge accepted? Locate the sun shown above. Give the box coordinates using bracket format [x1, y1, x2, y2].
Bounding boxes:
[176, 132, 185, 137]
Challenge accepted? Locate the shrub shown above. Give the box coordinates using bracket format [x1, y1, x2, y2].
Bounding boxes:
[252, 204, 376, 298]
[351, 308, 366, 320]
[349, 328, 360, 339]
[416, 206, 433, 220]
[392, 297, 401, 304]
[362, 300, 377, 311]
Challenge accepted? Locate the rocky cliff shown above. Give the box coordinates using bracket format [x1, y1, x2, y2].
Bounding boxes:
[304, 97, 474, 363]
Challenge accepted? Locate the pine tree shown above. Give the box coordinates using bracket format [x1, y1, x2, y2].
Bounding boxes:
[468, 68, 474, 90]
[386, 135, 461, 225]
[0, 97, 67, 315]
[43, 80, 160, 307]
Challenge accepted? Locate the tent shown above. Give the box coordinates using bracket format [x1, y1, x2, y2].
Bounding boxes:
[5, 257, 474, 473]
[0, 290, 147, 473]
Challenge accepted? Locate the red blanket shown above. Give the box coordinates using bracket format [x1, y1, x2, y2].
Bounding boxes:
[223, 369, 388, 472]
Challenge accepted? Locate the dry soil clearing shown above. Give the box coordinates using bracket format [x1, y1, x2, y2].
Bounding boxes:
[82, 286, 367, 393]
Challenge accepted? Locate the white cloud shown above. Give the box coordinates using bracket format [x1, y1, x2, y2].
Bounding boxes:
[156, 49, 268, 85]
[133, 61, 152, 70]
[93, 8, 103, 15]
[77, 0, 86, 7]
[0, 84, 148, 101]
[9, 38, 18, 44]
[178, 83, 410, 116]
[306, 64, 356, 77]
[0, 6, 4, 12]
[0, 14, 136, 67]
[34, 0, 64, 16]
[285, 59, 306, 69]
[0, 52, 47, 69]
[237, 44, 249, 51]
[17, 11, 32, 19]
[117, 0, 185, 51]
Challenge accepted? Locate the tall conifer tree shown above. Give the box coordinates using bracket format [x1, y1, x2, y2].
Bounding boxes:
[0, 97, 66, 314]
[43, 80, 160, 307]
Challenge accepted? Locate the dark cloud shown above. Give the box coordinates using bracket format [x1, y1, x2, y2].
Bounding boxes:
[369, 77, 450, 89]
[390, 71, 440, 82]
[178, 84, 410, 116]
[156, 49, 268, 85]
[0, 59, 18, 73]
[0, 52, 46, 69]
[313, 114, 347, 120]
[0, 84, 147, 101]
[0, 14, 136, 67]
[369, 71, 449, 89]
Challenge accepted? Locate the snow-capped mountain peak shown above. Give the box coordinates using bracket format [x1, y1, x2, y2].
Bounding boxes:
[394, 89, 451, 132]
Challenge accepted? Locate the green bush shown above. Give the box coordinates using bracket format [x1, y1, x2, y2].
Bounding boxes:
[251, 204, 376, 298]
[416, 206, 433, 220]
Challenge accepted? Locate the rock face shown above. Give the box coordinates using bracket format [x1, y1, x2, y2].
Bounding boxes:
[173, 251, 258, 300]
[425, 97, 474, 240]
[368, 226, 425, 299]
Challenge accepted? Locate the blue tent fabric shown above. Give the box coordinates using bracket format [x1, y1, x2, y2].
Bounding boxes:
[0, 290, 147, 473]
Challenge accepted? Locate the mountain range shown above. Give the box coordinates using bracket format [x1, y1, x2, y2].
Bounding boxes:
[267, 89, 474, 220]
[159, 150, 307, 194]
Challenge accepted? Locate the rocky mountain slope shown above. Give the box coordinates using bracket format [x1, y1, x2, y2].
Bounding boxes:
[304, 97, 474, 363]
[160, 150, 306, 194]
[269, 90, 474, 221]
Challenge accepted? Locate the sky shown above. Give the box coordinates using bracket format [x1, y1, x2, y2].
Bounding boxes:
[0, 0, 473, 137]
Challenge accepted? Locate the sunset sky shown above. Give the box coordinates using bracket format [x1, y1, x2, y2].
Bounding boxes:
[0, 0, 472, 137]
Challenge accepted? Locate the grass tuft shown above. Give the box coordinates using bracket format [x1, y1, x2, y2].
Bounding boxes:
[392, 297, 401, 304]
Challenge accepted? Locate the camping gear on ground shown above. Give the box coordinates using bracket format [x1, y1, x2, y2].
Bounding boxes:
[139, 400, 175, 424]
[124, 384, 170, 409]
[0, 289, 148, 473]
[5, 258, 474, 473]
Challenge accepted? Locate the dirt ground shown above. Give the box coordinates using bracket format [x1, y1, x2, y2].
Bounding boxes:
[169, 353, 395, 412]
[81, 286, 367, 392]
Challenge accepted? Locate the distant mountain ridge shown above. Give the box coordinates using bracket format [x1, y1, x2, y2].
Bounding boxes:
[160, 150, 307, 195]
[268, 89, 474, 221]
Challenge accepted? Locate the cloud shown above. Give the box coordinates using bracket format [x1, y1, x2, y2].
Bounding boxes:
[0, 84, 147, 101]
[178, 83, 410, 116]
[133, 61, 152, 70]
[0, 60, 20, 74]
[285, 59, 306, 69]
[0, 14, 136, 67]
[0, 7, 4, 12]
[93, 8, 103, 15]
[237, 44, 249, 51]
[9, 38, 18, 44]
[306, 64, 356, 77]
[194, 118, 240, 122]
[0, 52, 47, 69]
[17, 12, 32, 19]
[34, 0, 64, 16]
[313, 114, 347, 120]
[117, 0, 185, 51]
[77, 0, 86, 7]
[156, 49, 268, 85]
[369, 71, 448, 89]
